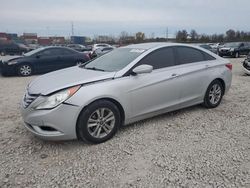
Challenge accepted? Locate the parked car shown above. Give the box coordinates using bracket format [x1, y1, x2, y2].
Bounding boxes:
[218, 42, 250, 58]
[89, 43, 112, 59]
[67, 44, 87, 52]
[0, 46, 90, 76]
[0, 41, 29, 56]
[91, 46, 115, 58]
[242, 53, 250, 75]
[21, 43, 232, 143]
[92, 43, 112, 51]
[198, 44, 218, 54]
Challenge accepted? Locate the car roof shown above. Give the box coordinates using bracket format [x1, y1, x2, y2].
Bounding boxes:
[123, 42, 199, 50]
[41, 46, 77, 51]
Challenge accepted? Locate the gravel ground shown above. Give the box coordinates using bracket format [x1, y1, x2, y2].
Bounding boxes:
[0, 57, 249, 188]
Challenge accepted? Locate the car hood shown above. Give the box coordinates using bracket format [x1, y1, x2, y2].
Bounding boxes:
[220, 47, 231, 50]
[2, 55, 22, 63]
[28, 66, 116, 95]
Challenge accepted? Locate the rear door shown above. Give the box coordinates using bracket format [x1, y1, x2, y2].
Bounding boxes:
[174, 46, 215, 104]
[56, 48, 77, 69]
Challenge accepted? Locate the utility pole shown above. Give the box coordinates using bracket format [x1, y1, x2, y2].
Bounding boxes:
[71, 22, 74, 36]
[166, 27, 168, 41]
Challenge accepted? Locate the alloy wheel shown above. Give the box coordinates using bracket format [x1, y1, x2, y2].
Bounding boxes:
[87, 108, 115, 139]
[209, 84, 222, 105]
[19, 65, 32, 76]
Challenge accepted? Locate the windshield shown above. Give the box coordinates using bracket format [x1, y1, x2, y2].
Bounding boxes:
[84, 48, 145, 72]
[224, 42, 241, 48]
[24, 47, 45, 56]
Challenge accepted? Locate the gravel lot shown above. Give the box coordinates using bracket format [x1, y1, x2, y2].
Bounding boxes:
[0, 57, 249, 188]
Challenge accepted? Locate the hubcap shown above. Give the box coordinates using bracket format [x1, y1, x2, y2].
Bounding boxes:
[209, 84, 222, 105]
[87, 108, 115, 138]
[20, 65, 31, 76]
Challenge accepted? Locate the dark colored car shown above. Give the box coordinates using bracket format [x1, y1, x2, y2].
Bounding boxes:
[199, 44, 218, 54]
[0, 46, 90, 76]
[67, 44, 87, 52]
[218, 42, 250, 58]
[242, 53, 250, 75]
[0, 41, 29, 55]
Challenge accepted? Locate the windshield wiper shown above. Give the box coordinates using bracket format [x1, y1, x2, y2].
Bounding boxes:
[84, 67, 105, 72]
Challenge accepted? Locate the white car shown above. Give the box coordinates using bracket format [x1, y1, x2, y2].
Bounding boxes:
[92, 43, 111, 51]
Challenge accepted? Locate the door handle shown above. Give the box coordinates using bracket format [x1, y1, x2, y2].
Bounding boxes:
[171, 73, 179, 77]
[205, 65, 211, 68]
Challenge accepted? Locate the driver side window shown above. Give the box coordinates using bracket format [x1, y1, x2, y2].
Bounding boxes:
[38, 49, 53, 56]
[137, 47, 175, 70]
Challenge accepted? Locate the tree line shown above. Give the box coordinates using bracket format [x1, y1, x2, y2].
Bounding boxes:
[176, 29, 250, 43]
[107, 29, 250, 45]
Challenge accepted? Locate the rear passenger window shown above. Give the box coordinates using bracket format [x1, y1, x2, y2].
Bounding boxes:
[176, 46, 204, 64]
[138, 47, 175, 69]
[203, 52, 216, 61]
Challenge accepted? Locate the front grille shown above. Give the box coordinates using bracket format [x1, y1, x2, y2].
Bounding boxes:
[23, 91, 39, 108]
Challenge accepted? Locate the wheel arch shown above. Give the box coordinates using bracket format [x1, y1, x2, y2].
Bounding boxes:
[77, 97, 125, 126]
[211, 78, 226, 95]
[16, 61, 33, 70]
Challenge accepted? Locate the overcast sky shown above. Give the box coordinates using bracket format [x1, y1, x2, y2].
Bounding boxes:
[1, 0, 250, 38]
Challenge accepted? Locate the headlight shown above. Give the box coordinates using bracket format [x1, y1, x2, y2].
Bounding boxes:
[7, 61, 18, 65]
[34, 85, 81, 110]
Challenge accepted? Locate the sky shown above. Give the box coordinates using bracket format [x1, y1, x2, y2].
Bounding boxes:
[1, 0, 250, 38]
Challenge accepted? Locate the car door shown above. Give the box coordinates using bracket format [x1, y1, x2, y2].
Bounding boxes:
[174, 46, 213, 105]
[241, 43, 250, 55]
[55, 48, 77, 69]
[127, 47, 183, 119]
[34, 49, 59, 73]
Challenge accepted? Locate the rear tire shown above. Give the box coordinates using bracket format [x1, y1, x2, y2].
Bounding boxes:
[203, 80, 224, 108]
[76, 100, 121, 144]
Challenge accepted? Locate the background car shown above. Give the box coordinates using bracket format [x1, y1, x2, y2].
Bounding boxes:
[92, 43, 112, 51]
[242, 52, 250, 75]
[21, 43, 232, 143]
[67, 44, 87, 52]
[218, 42, 250, 58]
[0, 41, 30, 55]
[91, 46, 115, 58]
[198, 44, 218, 54]
[0, 46, 90, 76]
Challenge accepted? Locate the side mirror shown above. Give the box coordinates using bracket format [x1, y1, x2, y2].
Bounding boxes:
[132, 64, 153, 75]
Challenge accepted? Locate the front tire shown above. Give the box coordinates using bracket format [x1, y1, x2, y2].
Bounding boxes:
[18, 64, 32, 76]
[76, 100, 121, 144]
[203, 80, 224, 108]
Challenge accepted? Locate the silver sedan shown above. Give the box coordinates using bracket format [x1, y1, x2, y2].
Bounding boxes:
[21, 43, 232, 143]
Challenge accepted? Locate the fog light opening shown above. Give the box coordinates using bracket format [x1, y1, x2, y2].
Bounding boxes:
[40, 126, 57, 132]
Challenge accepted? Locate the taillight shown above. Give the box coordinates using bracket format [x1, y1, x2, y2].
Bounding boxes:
[225, 63, 232, 71]
[84, 53, 90, 60]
